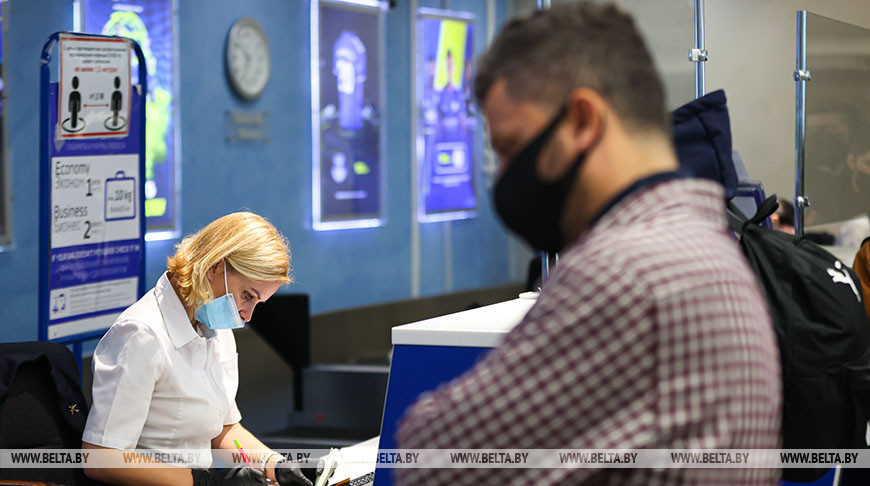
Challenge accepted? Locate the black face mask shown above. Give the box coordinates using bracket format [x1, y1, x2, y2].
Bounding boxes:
[493, 105, 589, 253]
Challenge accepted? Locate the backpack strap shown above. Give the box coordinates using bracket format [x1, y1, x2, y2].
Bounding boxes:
[727, 195, 778, 237]
[748, 195, 779, 226]
[726, 202, 747, 235]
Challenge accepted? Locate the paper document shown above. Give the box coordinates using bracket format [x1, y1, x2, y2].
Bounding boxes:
[328, 437, 379, 486]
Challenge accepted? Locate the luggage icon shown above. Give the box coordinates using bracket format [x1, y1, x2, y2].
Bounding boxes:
[105, 171, 136, 221]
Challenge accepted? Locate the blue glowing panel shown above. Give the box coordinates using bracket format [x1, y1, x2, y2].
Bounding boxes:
[0, 11, 6, 242]
[81, 0, 177, 234]
[418, 13, 476, 222]
[315, 2, 383, 229]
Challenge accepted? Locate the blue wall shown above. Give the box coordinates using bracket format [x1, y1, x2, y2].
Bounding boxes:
[0, 0, 73, 343]
[0, 0, 517, 343]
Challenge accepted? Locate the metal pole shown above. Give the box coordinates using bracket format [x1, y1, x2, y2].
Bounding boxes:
[410, 0, 421, 297]
[540, 253, 549, 287]
[794, 11, 809, 236]
[537, 0, 552, 286]
[692, 0, 706, 98]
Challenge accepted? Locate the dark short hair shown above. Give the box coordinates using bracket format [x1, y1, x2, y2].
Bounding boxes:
[474, 2, 668, 133]
[776, 198, 795, 226]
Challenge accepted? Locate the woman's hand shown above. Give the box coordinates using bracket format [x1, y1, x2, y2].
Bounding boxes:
[273, 458, 317, 486]
[192, 466, 266, 486]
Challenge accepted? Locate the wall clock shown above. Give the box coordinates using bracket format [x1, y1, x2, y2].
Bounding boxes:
[226, 17, 271, 100]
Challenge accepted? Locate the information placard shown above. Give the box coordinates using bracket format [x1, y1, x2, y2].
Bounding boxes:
[40, 33, 146, 345]
[58, 35, 131, 139]
[417, 10, 476, 222]
[313, 0, 385, 230]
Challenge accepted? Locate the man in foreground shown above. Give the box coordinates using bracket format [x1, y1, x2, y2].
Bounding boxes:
[397, 3, 781, 484]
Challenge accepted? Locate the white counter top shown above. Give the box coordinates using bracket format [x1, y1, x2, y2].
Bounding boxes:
[391, 295, 537, 348]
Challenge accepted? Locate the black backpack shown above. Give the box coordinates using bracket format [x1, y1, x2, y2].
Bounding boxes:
[729, 196, 870, 482]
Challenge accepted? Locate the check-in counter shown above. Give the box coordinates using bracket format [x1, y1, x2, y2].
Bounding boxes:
[372, 294, 537, 486]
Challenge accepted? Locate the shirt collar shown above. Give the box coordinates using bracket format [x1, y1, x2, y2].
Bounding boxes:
[561, 177, 726, 257]
[595, 176, 726, 232]
[155, 272, 214, 348]
[587, 170, 688, 228]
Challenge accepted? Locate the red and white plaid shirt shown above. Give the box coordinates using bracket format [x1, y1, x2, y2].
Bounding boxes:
[396, 178, 782, 485]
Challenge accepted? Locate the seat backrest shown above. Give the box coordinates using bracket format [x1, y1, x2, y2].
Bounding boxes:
[732, 181, 773, 229]
[0, 343, 90, 485]
[731, 149, 751, 183]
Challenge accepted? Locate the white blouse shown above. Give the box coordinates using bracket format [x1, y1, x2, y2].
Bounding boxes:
[82, 272, 242, 468]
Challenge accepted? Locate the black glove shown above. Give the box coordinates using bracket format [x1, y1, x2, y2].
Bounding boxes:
[273, 457, 325, 486]
[192, 466, 267, 486]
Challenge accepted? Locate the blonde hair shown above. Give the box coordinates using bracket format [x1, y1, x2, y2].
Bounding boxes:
[167, 212, 291, 309]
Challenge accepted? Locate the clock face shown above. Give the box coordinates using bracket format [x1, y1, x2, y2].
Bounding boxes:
[226, 17, 271, 100]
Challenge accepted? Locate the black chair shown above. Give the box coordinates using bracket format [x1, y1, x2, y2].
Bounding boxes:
[0, 342, 91, 485]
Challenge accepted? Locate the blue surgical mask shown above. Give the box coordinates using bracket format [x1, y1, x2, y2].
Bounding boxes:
[195, 262, 244, 330]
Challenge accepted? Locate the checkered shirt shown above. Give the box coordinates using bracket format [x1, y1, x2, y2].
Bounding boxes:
[396, 178, 782, 485]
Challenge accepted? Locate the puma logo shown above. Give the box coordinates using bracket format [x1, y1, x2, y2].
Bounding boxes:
[828, 260, 861, 302]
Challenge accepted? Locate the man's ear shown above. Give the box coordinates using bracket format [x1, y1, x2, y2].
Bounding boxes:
[847, 153, 857, 171]
[566, 87, 606, 153]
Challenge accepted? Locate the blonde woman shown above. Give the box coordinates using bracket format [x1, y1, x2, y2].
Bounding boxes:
[82, 212, 318, 486]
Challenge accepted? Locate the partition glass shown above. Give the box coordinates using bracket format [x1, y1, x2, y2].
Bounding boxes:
[803, 13, 870, 227]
